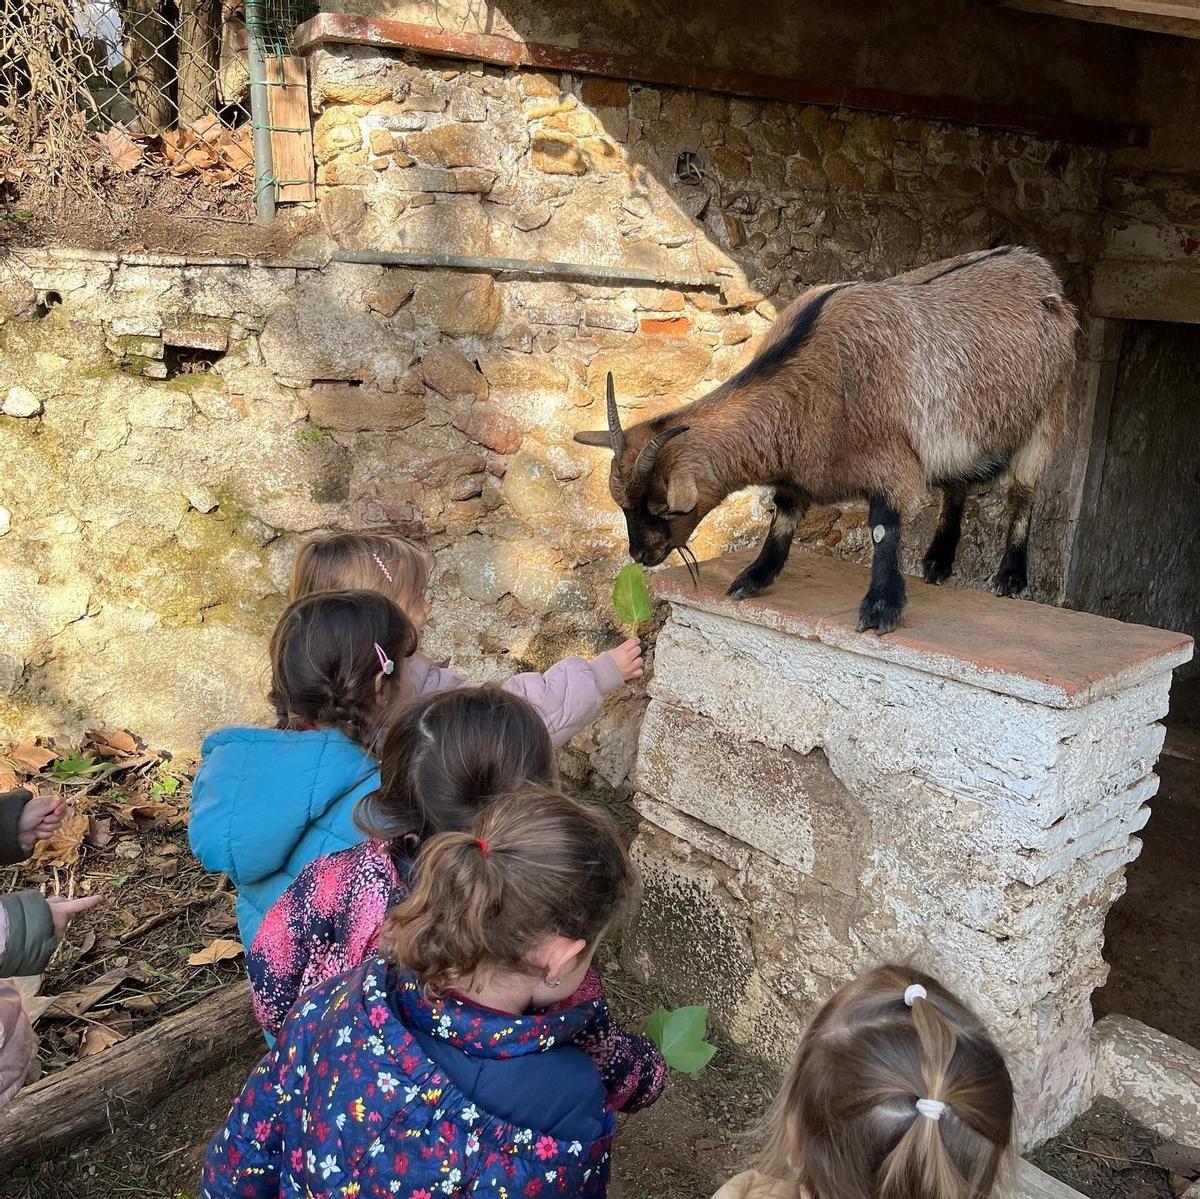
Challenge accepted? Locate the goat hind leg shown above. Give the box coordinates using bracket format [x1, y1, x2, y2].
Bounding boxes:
[993, 482, 1034, 597]
[727, 486, 808, 600]
[857, 493, 907, 635]
[921, 484, 967, 584]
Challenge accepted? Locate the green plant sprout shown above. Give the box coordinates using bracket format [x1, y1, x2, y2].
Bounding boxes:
[644, 1004, 717, 1076]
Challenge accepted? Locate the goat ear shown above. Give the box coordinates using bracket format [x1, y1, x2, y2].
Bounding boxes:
[666, 473, 699, 515]
[574, 430, 614, 448]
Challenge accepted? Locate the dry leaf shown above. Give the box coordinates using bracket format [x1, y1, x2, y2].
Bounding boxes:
[79, 1017, 130, 1058]
[31, 809, 88, 867]
[10, 741, 58, 773]
[120, 993, 161, 1013]
[86, 728, 138, 758]
[192, 113, 224, 141]
[187, 937, 243, 967]
[0, 767, 21, 791]
[87, 815, 113, 848]
[41, 969, 130, 1022]
[111, 800, 175, 829]
[99, 125, 144, 173]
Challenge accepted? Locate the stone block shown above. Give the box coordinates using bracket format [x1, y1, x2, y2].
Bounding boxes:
[314, 108, 363, 163]
[389, 167, 496, 194]
[500, 451, 559, 515]
[419, 344, 488, 402]
[404, 124, 502, 171]
[581, 78, 630, 109]
[3, 387, 43, 418]
[308, 384, 425, 431]
[453, 403, 522, 454]
[410, 273, 500, 337]
[478, 351, 569, 397]
[532, 131, 587, 175]
[587, 342, 711, 399]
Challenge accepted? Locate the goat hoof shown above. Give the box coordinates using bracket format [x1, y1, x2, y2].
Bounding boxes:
[857, 592, 903, 635]
[921, 557, 952, 585]
[992, 568, 1027, 598]
[727, 572, 767, 601]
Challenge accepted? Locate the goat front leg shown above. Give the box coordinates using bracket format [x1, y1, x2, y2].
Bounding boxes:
[921, 483, 967, 584]
[727, 485, 808, 601]
[857, 493, 907, 634]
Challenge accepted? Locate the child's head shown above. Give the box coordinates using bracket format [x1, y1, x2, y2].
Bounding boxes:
[764, 964, 1013, 1199]
[292, 530, 433, 636]
[269, 589, 417, 751]
[381, 787, 637, 1007]
[356, 687, 555, 845]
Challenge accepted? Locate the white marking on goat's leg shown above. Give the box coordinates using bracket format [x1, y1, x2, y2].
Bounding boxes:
[993, 482, 1034, 597]
[727, 486, 808, 600]
[858, 494, 907, 635]
[922, 483, 968, 585]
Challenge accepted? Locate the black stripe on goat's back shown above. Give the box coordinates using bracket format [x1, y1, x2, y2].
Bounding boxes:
[726, 282, 851, 391]
[919, 245, 1017, 284]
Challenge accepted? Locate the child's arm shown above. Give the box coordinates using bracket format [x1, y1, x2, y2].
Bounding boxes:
[0, 788, 33, 866]
[201, 1047, 286, 1198]
[559, 964, 668, 1113]
[501, 639, 642, 749]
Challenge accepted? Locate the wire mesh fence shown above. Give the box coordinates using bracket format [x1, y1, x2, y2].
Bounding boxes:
[0, 0, 316, 209]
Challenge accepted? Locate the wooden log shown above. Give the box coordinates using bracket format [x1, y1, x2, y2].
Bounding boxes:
[0, 980, 263, 1171]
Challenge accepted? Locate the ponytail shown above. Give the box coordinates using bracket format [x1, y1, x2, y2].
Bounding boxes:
[761, 965, 1013, 1199]
[382, 787, 637, 996]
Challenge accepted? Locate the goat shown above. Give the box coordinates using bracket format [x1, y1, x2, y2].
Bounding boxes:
[575, 246, 1077, 634]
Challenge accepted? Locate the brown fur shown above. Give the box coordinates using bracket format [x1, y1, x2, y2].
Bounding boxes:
[576, 246, 1077, 630]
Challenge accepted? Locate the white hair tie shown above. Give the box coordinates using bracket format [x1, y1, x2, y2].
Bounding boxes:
[904, 984, 927, 1006]
[916, 1098, 946, 1121]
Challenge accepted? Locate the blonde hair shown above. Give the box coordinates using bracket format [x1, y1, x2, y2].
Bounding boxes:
[380, 787, 637, 996]
[760, 964, 1013, 1199]
[292, 530, 432, 627]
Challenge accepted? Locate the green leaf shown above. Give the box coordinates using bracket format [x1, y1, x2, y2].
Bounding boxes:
[644, 1003, 717, 1076]
[51, 753, 104, 779]
[612, 562, 653, 627]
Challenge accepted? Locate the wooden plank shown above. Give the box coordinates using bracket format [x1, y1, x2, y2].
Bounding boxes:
[1010, 1160, 1091, 1199]
[292, 13, 1144, 147]
[265, 55, 315, 204]
[1002, 0, 1200, 38]
[0, 980, 262, 1171]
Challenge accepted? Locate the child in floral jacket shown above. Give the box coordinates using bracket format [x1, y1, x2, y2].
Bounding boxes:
[204, 788, 638, 1198]
[247, 687, 667, 1114]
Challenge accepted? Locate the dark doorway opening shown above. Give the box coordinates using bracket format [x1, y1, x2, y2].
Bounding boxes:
[1071, 321, 1200, 1047]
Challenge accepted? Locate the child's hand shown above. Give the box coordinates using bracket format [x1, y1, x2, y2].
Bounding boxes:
[17, 793, 67, 853]
[610, 638, 644, 683]
[47, 894, 102, 940]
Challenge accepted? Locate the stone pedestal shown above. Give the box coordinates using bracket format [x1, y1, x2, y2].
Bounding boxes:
[628, 550, 1192, 1146]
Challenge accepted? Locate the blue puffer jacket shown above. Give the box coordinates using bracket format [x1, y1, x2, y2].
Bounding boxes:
[188, 727, 379, 951]
[202, 958, 614, 1198]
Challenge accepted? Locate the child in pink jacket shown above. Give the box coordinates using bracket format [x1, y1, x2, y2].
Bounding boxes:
[1, 787, 99, 1106]
[247, 687, 668, 1114]
[291, 530, 643, 747]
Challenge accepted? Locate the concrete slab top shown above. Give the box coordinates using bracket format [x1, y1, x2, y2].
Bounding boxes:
[651, 550, 1193, 709]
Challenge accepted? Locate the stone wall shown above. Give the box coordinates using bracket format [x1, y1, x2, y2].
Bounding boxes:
[627, 552, 1193, 1146]
[0, 40, 1116, 759]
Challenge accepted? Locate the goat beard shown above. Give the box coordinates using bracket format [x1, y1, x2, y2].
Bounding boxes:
[676, 543, 701, 588]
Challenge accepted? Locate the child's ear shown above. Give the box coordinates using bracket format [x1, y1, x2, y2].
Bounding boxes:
[541, 935, 588, 984]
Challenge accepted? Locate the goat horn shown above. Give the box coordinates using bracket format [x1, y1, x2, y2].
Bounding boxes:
[631, 425, 689, 487]
[606, 372, 627, 462]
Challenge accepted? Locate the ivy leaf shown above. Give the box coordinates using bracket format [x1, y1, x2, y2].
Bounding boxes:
[644, 1004, 717, 1076]
[612, 562, 653, 628]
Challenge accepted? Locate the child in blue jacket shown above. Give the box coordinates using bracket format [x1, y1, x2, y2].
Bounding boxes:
[203, 785, 637, 1198]
[188, 589, 415, 951]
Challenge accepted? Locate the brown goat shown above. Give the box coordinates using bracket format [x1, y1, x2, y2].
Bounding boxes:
[575, 246, 1077, 633]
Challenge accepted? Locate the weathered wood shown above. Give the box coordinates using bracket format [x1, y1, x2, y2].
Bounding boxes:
[0, 980, 261, 1171]
[265, 56, 315, 203]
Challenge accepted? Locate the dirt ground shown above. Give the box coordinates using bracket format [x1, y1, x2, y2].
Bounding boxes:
[1092, 700, 1200, 1048]
[1029, 1097, 1189, 1199]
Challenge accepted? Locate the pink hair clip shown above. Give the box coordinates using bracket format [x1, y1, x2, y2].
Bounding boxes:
[372, 553, 393, 583]
[373, 642, 395, 676]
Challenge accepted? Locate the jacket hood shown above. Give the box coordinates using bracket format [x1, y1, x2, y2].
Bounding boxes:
[189, 727, 379, 888]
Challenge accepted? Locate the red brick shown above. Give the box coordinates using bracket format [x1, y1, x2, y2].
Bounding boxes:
[639, 317, 690, 337]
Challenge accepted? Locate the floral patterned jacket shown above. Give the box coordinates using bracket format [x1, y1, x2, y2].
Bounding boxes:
[247, 840, 668, 1113]
[202, 959, 614, 1198]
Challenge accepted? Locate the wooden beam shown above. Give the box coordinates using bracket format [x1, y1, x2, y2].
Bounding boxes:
[1001, 0, 1200, 38]
[265, 55, 316, 203]
[293, 14, 1144, 147]
[0, 981, 262, 1171]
